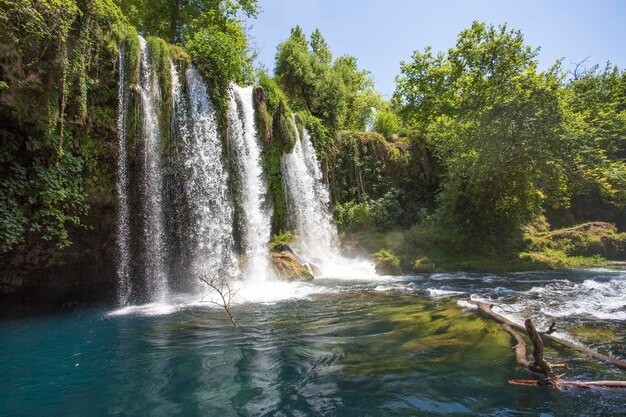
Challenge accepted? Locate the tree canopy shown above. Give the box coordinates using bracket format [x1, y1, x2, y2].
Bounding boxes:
[393, 21, 625, 244]
[274, 26, 382, 133]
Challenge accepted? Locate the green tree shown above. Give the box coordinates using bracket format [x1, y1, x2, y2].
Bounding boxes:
[559, 63, 626, 217]
[274, 26, 379, 132]
[116, 0, 258, 43]
[395, 22, 566, 243]
[185, 9, 254, 117]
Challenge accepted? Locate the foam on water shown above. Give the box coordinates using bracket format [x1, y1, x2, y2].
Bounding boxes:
[108, 280, 326, 317]
[462, 275, 626, 339]
[426, 288, 468, 298]
[108, 302, 179, 317]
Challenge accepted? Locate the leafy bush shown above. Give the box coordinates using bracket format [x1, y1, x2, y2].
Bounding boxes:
[334, 201, 372, 231]
[269, 230, 294, 251]
[370, 189, 404, 230]
[373, 109, 400, 139]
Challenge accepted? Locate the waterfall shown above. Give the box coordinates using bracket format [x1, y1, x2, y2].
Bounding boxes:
[138, 36, 168, 301]
[281, 124, 337, 260]
[227, 86, 272, 282]
[184, 67, 239, 281]
[115, 39, 374, 309]
[169, 60, 194, 289]
[116, 46, 131, 305]
[282, 123, 376, 277]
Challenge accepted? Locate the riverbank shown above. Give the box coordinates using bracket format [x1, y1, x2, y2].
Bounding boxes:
[340, 221, 626, 274]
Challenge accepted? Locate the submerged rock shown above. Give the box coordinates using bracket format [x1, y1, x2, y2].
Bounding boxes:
[270, 250, 314, 281]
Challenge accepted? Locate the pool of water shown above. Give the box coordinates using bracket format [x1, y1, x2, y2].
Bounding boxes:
[1, 269, 625, 416]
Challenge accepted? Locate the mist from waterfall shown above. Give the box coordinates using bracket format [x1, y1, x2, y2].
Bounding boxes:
[115, 46, 131, 305]
[138, 36, 169, 301]
[227, 86, 272, 282]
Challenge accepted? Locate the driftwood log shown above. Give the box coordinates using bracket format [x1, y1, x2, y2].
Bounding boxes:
[466, 299, 626, 388]
[509, 378, 626, 388]
[467, 300, 626, 370]
[502, 323, 568, 376]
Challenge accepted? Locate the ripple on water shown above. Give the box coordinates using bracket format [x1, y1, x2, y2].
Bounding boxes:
[2, 270, 625, 416]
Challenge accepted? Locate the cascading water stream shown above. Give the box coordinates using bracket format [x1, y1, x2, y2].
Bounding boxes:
[282, 122, 376, 278]
[227, 86, 272, 282]
[115, 46, 131, 305]
[281, 124, 337, 259]
[184, 67, 240, 282]
[138, 35, 168, 301]
[117, 49, 374, 311]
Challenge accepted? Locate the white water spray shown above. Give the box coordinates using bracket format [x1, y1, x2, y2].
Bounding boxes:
[281, 122, 376, 278]
[138, 36, 168, 301]
[184, 67, 240, 281]
[115, 46, 131, 305]
[227, 86, 272, 282]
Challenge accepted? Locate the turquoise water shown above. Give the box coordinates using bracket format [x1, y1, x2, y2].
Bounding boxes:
[1, 270, 625, 416]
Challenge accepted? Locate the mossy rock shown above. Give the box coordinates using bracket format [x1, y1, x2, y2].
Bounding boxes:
[373, 248, 402, 275]
[271, 250, 313, 281]
[413, 257, 436, 273]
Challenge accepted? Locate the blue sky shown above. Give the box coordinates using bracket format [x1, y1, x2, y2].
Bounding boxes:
[247, 0, 626, 97]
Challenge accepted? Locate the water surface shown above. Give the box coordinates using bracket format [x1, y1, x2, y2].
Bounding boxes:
[1, 269, 624, 416]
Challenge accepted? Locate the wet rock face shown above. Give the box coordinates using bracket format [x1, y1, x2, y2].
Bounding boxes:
[0, 202, 118, 317]
[0, 272, 23, 294]
[270, 250, 314, 281]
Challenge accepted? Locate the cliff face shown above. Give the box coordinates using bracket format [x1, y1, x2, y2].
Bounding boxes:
[0, 202, 117, 316]
[0, 0, 133, 315]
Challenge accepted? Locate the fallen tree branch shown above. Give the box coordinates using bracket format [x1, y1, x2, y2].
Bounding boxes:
[509, 379, 626, 388]
[467, 299, 626, 370]
[502, 323, 569, 375]
[500, 314, 625, 389]
[525, 318, 556, 377]
[198, 275, 238, 327]
[502, 324, 529, 368]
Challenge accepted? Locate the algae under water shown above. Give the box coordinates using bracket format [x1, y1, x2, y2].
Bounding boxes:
[1, 269, 625, 416]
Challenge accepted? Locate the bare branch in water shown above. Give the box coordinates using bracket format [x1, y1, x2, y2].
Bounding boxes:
[198, 275, 238, 326]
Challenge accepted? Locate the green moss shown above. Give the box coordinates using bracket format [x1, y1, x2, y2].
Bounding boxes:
[338, 296, 511, 376]
[413, 257, 436, 273]
[254, 75, 302, 233]
[270, 251, 314, 281]
[373, 248, 402, 275]
[569, 326, 617, 343]
[269, 230, 294, 251]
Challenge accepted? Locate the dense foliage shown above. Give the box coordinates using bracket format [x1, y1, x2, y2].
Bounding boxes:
[118, 0, 257, 120]
[391, 22, 625, 248]
[396, 22, 567, 243]
[269, 21, 625, 269]
[0, 0, 623, 273]
[0, 0, 133, 251]
[274, 26, 382, 133]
